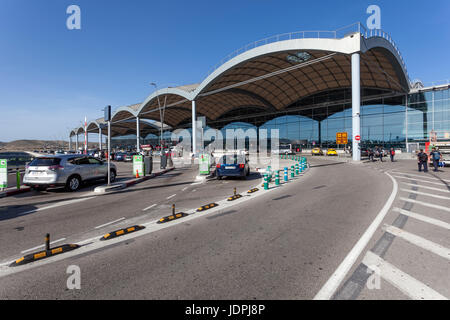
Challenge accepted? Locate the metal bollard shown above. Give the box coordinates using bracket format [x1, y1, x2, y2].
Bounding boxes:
[234, 187, 237, 196]
[45, 233, 50, 251]
[284, 167, 288, 182]
[275, 171, 280, 186]
[16, 170, 21, 190]
[172, 204, 175, 216]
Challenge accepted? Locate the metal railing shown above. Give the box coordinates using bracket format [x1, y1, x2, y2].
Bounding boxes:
[205, 22, 409, 82]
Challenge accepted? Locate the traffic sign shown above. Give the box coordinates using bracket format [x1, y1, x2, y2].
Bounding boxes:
[0, 159, 7, 189]
[336, 132, 348, 145]
[355, 135, 361, 141]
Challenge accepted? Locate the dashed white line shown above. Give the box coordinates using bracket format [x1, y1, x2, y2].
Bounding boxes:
[401, 182, 450, 193]
[143, 204, 157, 211]
[393, 207, 450, 230]
[400, 188, 450, 200]
[166, 194, 176, 200]
[17, 196, 95, 216]
[392, 171, 450, 183]
[393, 175, 447, 187]
[383, 224, 450, 260]
[181, 187, 188, 191]
[21, 238, 66, 254]
[400, 197, 450, 213]
[94, 217, 126, 229]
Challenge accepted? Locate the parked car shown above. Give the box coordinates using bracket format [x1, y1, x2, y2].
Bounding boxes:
[326, 148, 338, 156]
[216, 153, 250, 180]
[23, 155, 117, 192]
[311, 147, 323, 156]
[124, 152, 137, 162]
[114, 152, 126, 161]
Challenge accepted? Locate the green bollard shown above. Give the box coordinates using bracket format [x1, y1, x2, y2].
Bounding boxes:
[275, 171, 280, 186]
[291, 165, 295, 178]
[264, 173, 269, 190]
[295, 163, 299, 175]
[16, 170, 21, 190]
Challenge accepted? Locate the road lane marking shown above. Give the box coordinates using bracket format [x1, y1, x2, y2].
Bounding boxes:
[392, 171, 450, 183]
[17, 196, 96, 216]
[392, 175, 447, 187]
[94, 217, 126, 229]
[400, 188, 450, 200]
[181, 187, 188, 191]
[393, 208, 450, 230]
[142, 204, 157, 211]
[20, 238, 66, 254]
[166, 194, 176, 200]
[362, 251, 448, 300]
[313, 172, 398, 300]
[401, 182, 450, 193]
[399, 197, 450, 213]
[382, 224, 450, 260]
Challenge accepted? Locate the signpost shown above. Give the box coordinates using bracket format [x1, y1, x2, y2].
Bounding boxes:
[336, 132, 348, 145]
[0, 159, 7, 190]
[199, 153, 210, 175]
[133, 155, 144, 177]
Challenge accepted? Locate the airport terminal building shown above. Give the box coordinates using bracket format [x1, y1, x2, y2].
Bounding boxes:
[70, 23, 450, 159]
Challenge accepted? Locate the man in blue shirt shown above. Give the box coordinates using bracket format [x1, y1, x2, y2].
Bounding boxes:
[430, 147, 442, 172]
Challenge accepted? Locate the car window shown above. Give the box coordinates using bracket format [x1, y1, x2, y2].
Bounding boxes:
[75, 157, 91, 165]
[28, 158, 61, 166]
[88, 157, 102, 165]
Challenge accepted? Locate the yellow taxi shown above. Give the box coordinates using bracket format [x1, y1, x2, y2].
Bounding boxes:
[311, 147, 323, 156]
[326, 148, 338, 156]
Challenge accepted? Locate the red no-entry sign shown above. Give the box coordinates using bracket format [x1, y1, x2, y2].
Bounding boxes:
[355, 135, 361, 141]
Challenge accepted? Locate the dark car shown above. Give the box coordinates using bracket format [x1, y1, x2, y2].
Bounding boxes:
[114, 152, 126, 161]
[124, 152, 137, 162]
[215, 154, 250, 180]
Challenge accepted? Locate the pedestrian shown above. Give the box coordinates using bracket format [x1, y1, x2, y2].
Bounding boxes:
[390, 148, 395, 162]
[430, 147, 441, 172]
[417, 149, 428, 172]
[368, 148, 374, 162]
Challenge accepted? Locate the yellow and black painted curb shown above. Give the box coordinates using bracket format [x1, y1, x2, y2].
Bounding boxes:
[247, 188, 259, 194]
[196, 203, 218, 212]
[9, 244, 80, 267]
[227, 194, 242, 201]
[100, 225, 145, 241]
[158, 212, 188, 224]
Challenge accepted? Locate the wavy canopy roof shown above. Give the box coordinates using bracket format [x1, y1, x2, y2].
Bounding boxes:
[71, 24, 410, 137]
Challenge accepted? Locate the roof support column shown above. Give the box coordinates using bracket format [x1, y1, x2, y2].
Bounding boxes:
[76, 134, 79, 151]
[352, 52, 361, 161]
[85, 131, 89, 155]
[99, 127, 102, 151]
[192, 100, 197, 155]
[136, 117, 140, 153]
[69, 135, 72, 151]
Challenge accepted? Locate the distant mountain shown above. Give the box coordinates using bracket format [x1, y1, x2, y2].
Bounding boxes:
[0, 140, 97, 151]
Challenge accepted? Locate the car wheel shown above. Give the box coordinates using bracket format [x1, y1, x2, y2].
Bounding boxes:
[66, 176, 81, 192]
[108, 170, 116, 183]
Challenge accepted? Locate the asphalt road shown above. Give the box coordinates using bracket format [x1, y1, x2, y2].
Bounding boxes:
[0, 157, 394, 299]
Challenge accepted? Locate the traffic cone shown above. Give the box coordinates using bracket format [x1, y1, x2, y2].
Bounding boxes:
[136, 169, 139, 178]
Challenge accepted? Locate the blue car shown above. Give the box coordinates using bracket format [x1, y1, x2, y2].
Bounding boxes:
[114, 152, 126, 161]
[215, 154, 250, 180]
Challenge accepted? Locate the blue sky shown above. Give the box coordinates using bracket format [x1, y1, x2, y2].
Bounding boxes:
[0, 0, 449, 142]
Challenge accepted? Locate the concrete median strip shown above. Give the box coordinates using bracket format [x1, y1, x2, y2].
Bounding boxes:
[9, 244, 80, 267]
[100, 225, 145, 241]
[227, 194, 242, 201]
[247, 188, 259, 194]
[158, 212, 188, 223]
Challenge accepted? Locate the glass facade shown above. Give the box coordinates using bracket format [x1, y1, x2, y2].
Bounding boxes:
[196, 87, 450, 150]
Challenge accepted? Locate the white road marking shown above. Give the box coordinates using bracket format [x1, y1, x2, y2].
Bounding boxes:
[166, 194, 176, 200]
[142, 204, 157, 211]
[313, 172, 398, 300]
[17, 196, 95, 216]
[181, 187, 188, 191]
[393, 207, 450, 230]
[401, 182, 450, 193]
[392, 171, 450, 183]
[392, 175, 447, 187]
[383, 224, 450, 260]
[400, 197, 450, 213]
[20, 238, 66, 254]
[94, 217, 126, 229]
[400, 188, 450, 200]
[362, 251, 448, 300]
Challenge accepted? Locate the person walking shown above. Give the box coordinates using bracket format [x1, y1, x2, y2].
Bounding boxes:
[417, 149, 428, 172]
[430, 147, 442, 172]
[368, 148, 374, 162]
[390, 148, 395, 162]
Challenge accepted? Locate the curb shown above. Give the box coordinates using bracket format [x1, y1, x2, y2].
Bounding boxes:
[94, 167, 175, 194]
[227, 194, 242, 201]
[100, 225, 145, 241]
[158, 212, 188, 223]
[9, 244, 80, 267]
[0, 186, 31, 198]
[196, 203, 218, 212]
